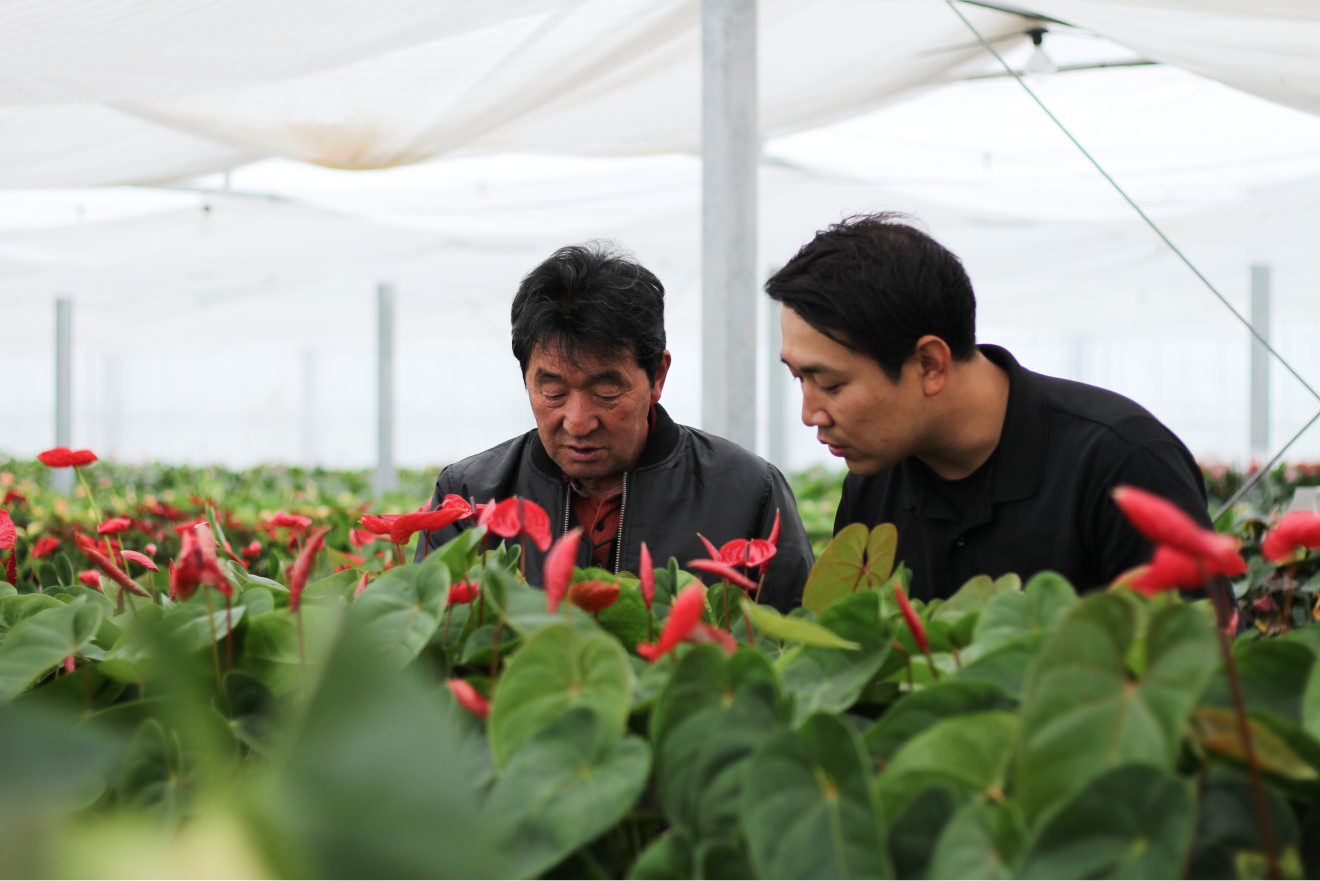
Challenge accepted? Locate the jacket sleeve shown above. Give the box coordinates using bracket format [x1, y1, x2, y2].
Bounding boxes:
[758, 464, 815, 613]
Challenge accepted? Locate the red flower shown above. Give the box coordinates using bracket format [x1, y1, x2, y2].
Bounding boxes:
[288, 526, 331, 613]
[77, 570, 101, 589]
[172, 517, 208, 535]
[894, 584, 930, 655]
[96, 517, 132, 535]
[480, 497, 552, 552]
[37, 447, 98, 468]
[567, 580, 621, 614]
[389, 504, 471, 544]
[1122, 545, 1206, 596]
[2, 489, 26, 506]
[241, 540, 262, 558]
[543, 527, 582, 613]
[358, 513, 400, 536]
[32, 536, 60, 558]
[689, 622, 738, 655]
[639, 542, 655, 611]
[349, 528, 378, 548]
[263, 511, 311, 532]
[0, 511, 14, 549]
[80, 544, 151, 597]
[354, 571, 373, 599]
[636, 584, 707, 662]
[145, 543, 157, 556]
[1261, 510, 1320, 563]
[171, 524, 232, 600]
[1112, 486, 1246, 576]
[121, 549, 159, 572]
[448, 581, 480, 605]
[447, 678, 491, 720]
[686, 558, 758, 592]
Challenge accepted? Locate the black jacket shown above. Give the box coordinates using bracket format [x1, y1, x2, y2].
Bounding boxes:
[418, 404, 814, 612]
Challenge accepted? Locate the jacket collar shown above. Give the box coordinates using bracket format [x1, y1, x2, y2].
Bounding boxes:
[529, 402, 681, 477]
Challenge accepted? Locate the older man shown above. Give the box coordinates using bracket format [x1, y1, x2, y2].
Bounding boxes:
[418, 242, 814, 612]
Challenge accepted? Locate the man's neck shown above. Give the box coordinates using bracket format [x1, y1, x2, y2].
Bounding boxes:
[917, 350, 1011, 481]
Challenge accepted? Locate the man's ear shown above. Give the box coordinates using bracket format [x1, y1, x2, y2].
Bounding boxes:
[913, 336, 952, 396]
[650, 350, 672, 403]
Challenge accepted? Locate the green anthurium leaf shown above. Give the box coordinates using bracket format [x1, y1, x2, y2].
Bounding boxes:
[486, 621, 633, 769]
[651, 647, 788, 836]
[482, 706, 651, 879]
[239, 586, 275, 618]
[114, 718, 192, 825]
[595, 581, 651, 650]
[742, 713, 891, 880]
[1016, 594, 1218, 823]
[888, 786, 959, 880]
[297, 568, 364, 606]
[933, 573, 1021, 624]
[951, 632, 1048, 698]
[227, 562, 288, 594]
[1018, 765, 1197, 880]
[802, 522, 897, 614]
[45, 584, 115, 617]
[874, 710, 1018, 820]
[1305, 652, 1320, 743]
[742, 598, 860, 649]
[158, 599, 246, 655]
[1188, 764, 1301, 878]
[777, 592, 893, 724]
[0, 700, 122, 819]
[54, 553, 75, 589]
[1200, 639, 1315, 725]
[0, 593, 63, 635]
[344, 552, 450, 668]
[237, 605, 341, 697]
[970, 570, 1076, 655]
[0, 583, 14, 598]
[224, 670, 276, 756]
[863, 679, 1017, 765]
[628, 828, 693, 880]
[705, 582, 743, 632]
[928, 798, 1027, 881]
[456, 623, 520, 668]
[1190, 707, 1320, 781]
[0, 599, 103, 701]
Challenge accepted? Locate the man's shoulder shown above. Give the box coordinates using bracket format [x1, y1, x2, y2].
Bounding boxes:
[665, 421, 778, 476]
[435, 431, 541, 490]
[1026, 366, 1182, 447]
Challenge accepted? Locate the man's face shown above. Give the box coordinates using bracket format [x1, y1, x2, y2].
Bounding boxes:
[524, 343, 670, 493]
[779, 306, 928, 475]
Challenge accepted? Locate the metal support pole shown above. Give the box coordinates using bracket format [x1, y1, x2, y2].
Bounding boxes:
[54, 298, 73, 494]
[767, 296, 786, 468]
[701, 0, 757, 448]
[374, 284, 397, 496]
[1250, 264, 1271, 461]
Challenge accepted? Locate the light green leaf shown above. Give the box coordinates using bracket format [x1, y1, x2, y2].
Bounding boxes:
[875, 710, 1018, 820]
[778, 592, 893, 724]
[742, 599, 859, 649]
[0, 599, 103, 701]
[803, 523, 897, 614]
[928, 798, 1027, 880]
[970, 571, 1075, 654]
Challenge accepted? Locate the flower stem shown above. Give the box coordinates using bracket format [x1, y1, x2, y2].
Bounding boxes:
[203, 587, 223, 695]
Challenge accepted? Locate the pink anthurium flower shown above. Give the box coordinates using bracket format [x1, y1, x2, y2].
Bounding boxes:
[0, 511, 16, 549]
[544, 527, 583, 613]
[121, 549, 159, 572]
[639, 542, 655, 611]
[171, 524, 232, 600]
[77, 570, 101, 589]
[288, 526, 331, 613]
[80, 545, 151, 597]
[447, 679, 491, 721]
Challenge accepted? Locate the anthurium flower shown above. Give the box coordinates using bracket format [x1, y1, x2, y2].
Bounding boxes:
[32, 536, 60, 558]
[97, 517, 132, 535]
[121, 549, 159, 572]
[544, 527, 583, 613]
[636, 584, 707, 662]
[288, 526, 331, 613]
[145, 543, 157, 556]
[349, 528, 378, 548]
[448, 581, 479, 605]
[447, 679, 491, 721]
[77, 570, 101, 589]
[639, 542, 655, 611]
[241, 540, 262, 557]
[172, 518, 208, 535]
[567, 580, 621, 614]
[686, 558, 758, 592]
[689, 622, 737, 655]
[264, 511, 312, 532]
[0, 511, 14, 549]
[389, 507, 469, 544]
[1118, 545, 1208, 596]
[1261, 510, 1320, 563]
[358, 513, 400, 535]
[1, 489, 25, 506]
[480, 497, 552, 552]
[1112, 485, 1247, 576]
[80, 544, 151, 597]
[37, 447, 98, 468]
[354, 571, 373, 599]
[171, 524, 233, 600]
[894, 584, 930, 655]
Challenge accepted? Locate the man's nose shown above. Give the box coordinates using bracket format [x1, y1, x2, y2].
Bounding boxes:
[563, 393, 599, 436]
[801, 391, 831, 428]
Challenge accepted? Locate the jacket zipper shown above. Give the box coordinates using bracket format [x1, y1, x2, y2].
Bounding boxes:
[561, 472, 630, 575]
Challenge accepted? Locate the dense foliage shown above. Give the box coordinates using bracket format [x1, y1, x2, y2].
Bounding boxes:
[2, 456, 1320, 878]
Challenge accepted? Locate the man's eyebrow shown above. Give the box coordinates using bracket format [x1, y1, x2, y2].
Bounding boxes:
[780, 358, 833, 377]
[533, 367, 627, 384]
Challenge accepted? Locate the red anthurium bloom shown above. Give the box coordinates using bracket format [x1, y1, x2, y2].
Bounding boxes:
[172, 517, 208, 535]
[241, 540, 262, 557]
[448, 581, 480, 605]
[80, 545, 151, 597]
[567, 580, 621, 614]
[358, 514, 400, 536]
[1112, 486, 1246, 576]
[686, 559, 758, 592]
[96, 517, 132, 535]
[63, 655, 76, 673]
[349, 528, 378, 548]
[636, 584, 707, 662]
[480, 498, 552, 552]
[171, 524, 233, 600]
[37, 447, 98, 468]
[77, 570, 101, 589]
[145, 542, 157, 556]
[32, 536, 60, 558]
[121, 550, 159, 572]
[544, 527, 583, 613]
[268, 511, 312, 529]
[639, 542, 655, 610]
[354, 571, 373, 599]
[1261, 510, 1320, 563]
[1120, 545, 1208, 596]
[894, 584, 930, 655]
[2, 489, 26, 506]
[340, 551, 366, 565]
[0, 511, 14, 549]
[389, 507, 469, 545]
[697, 533, 721, 560]
[447, 678, 491, 721]
[288, 526, 331, 613]
[689, 622, 738, 655]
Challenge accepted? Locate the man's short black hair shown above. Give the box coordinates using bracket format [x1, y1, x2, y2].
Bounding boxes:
[511, 242, 667, 382]
[764, 212, 977, 381]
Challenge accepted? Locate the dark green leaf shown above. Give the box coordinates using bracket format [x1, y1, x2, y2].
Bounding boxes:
[874, 710, 1018, 820]
[778, 591, 893, 724]
[864, 679, 1016, 764]
[889, 785, 959, 879]
[114, 718, 192, 824]
[970, 570, 1075, 655]
[928, 798, 1027, 880]
[345, 552, 450, 668]
[1200, 639, 1315, 725]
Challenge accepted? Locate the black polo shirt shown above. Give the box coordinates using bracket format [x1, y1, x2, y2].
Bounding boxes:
[834, 345, 1211, 601]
